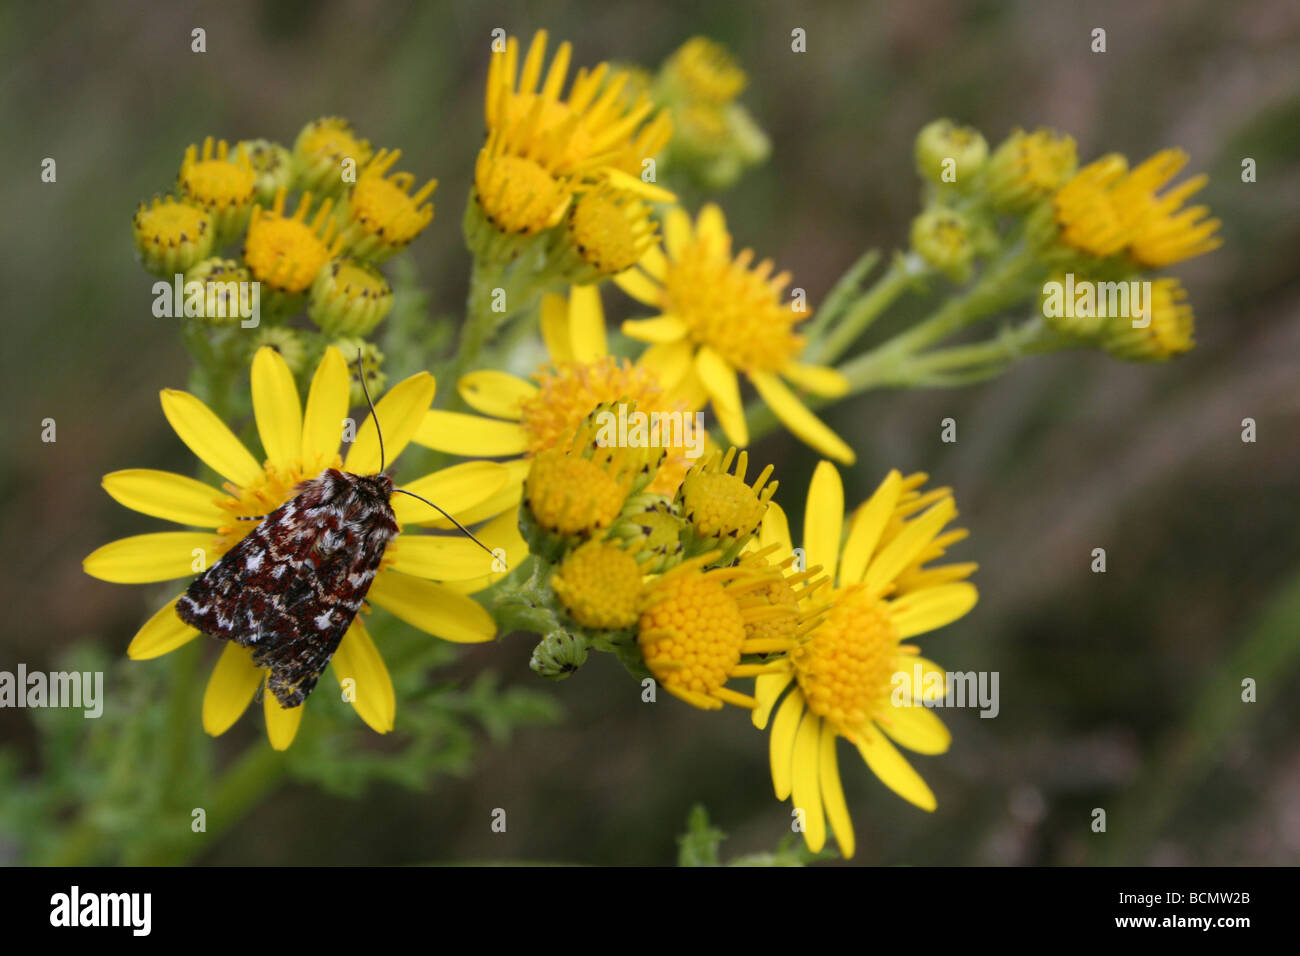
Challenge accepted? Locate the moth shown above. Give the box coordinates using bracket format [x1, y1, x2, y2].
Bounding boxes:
[177, 354, 495, 708]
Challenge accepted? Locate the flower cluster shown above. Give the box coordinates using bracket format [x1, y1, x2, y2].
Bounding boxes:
[132, 120, 439, 393]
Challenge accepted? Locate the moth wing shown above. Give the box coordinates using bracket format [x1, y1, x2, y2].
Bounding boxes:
[176, 472, 396, 707]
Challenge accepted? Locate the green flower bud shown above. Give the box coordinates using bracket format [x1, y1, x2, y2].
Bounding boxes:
[914, 119, 988, 186]
[236, 139, 294, 207]
[182, 257, 253, 326]
[529, 629, 589, 680]
[331, 336, 386, 405]
[292, 117, 373, 198]
[250, 326, 308, 374]
[910, 207, 977, 283]
[985, 128, 1077, 212]
[308, 258, 393, 336]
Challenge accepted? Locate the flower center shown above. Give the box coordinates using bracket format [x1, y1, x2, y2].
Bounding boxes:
[525, 452, 630, 538]
[520, 359, 693, 494]
[639, 571, 746, 699]
[567, 187, 653, 275]
[134, 199, 210, 249]
[791, 584, 900, 737]
[180, 158, 256, 212]
[677, 448, 774, 544]
[552, 540, 643, 630]
[663, 243, 804, 372]
[475, 152, 569, 235]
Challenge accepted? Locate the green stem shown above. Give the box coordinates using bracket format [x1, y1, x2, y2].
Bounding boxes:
[803, 249, 881, 342]
[815, 251, 931, 365]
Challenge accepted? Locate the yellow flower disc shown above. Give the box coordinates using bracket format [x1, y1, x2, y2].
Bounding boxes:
[639, 569, 747, 703]
[525, 452, 628, 537]
[791, 584, 899, 737]
[553, 540, 642, 629]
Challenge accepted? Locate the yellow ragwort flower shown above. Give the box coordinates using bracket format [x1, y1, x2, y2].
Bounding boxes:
[753, 462, 978, 857]
[557, 171, 674, 280]
[523, 414, 645, 541]
[662, 37, 748, 106]
[1053, 149, 1221, 267]
[1109, 149, 1222, 267]
[343, 148, 437, 261]
[177, 136, 257, 243]
[485, 30, 672, 179]
[132, 196, 214, 276]
[1101, 277, 1195, 361]
[243, 188, 345, 295]
[677, 447, 775, 558]
[292, 116, 374, 196]
[638, 553, 794, 711]
[614, 203, 854, 463]
[414, 285, 704, 496]
[83, 346, 524, 749]
[984, 127, 1078, 211]
[552, 538, 645, 630]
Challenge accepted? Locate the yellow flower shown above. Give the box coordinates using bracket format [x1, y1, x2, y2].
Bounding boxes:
[83, 346, 524, 749]
[485, 30, 672, 179]
[1110, 149, 1222, 267]
[292, 117, 373, 196]
[676, 447, 775, 560]
[178, 137, 257, 243]
[342, 148, 437, 261]
[614, 203, 854, 463]
[555, 171, 674, 281]
[752, 462, 978, 858]
[1053, 149, 1221, 267]
[638, 554, 793, 711]
[984, 127, 1077, 211]
[1101, 277, 1195, 361]
[552, 539, 644, 630]
[413, 285, 703, 496]
[523, 415, 644, 541]
[308, 258, 394, 337]
[132, 196, 214, 276]
[244, 188, 345, 295]
[1052, 154, 1134, 259]
[662, 37, 748, 107]
[470, 119, 575, 244]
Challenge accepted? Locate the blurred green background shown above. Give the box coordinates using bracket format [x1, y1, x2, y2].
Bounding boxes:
[2, 0, 1298, 865]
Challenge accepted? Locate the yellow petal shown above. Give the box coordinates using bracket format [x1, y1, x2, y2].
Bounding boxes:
[791, 710, 826, 852]
[391, 461, 511, 526]
[769, 688, 805, 800]
[412, 410, 530, 456]
[367, 571, 496, 643]
[160, 389, 262, 487]
[890, 582, 979, 639]
[84, 532, 214, 584]
[696, 203, 727, 245]
[301, 346, 350, 470]
[386, 533, 504, 581]
[695, 346, 748, 447]
[907, 657, 950, 704]
[839, 470, 903, 586]
[663, 206, 693, 259]
[540, 293, 574, 363]
[568, 284, 608, 363]
[264, 690, 304, 750]
[781, 361, 850, 398]
[854, 728, 937, 811]
[752, 672, 792, 729]
[879, 704, 951, 755]
[102, 469, 226, 528]
[612, 267, 665, 308]
[126, 595, 200, 659]
[621, 315, 688, 344]
[819, 718, 855, 858]
[458, 371, 536, 421]
[750, 370, 855, 464]
[345, 371, 437, 474]
[331, 617, 394, 733]
[804, 460, 844, 585]
[863, 498, 956, 596]
[636, 239, 669, 281]
[603, 167, 676, 204]
[202, 644, 262, 736]
[415, 459, 527, 533]
[636, 339, 694, 391]
[759, 501, 794, 561]
[436, 507, 527, 594]
[251, 346, 303, 470]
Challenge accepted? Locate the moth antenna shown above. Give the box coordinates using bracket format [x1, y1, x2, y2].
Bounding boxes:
[356, 350, 385, 474]
[391, 488, 500, 563]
